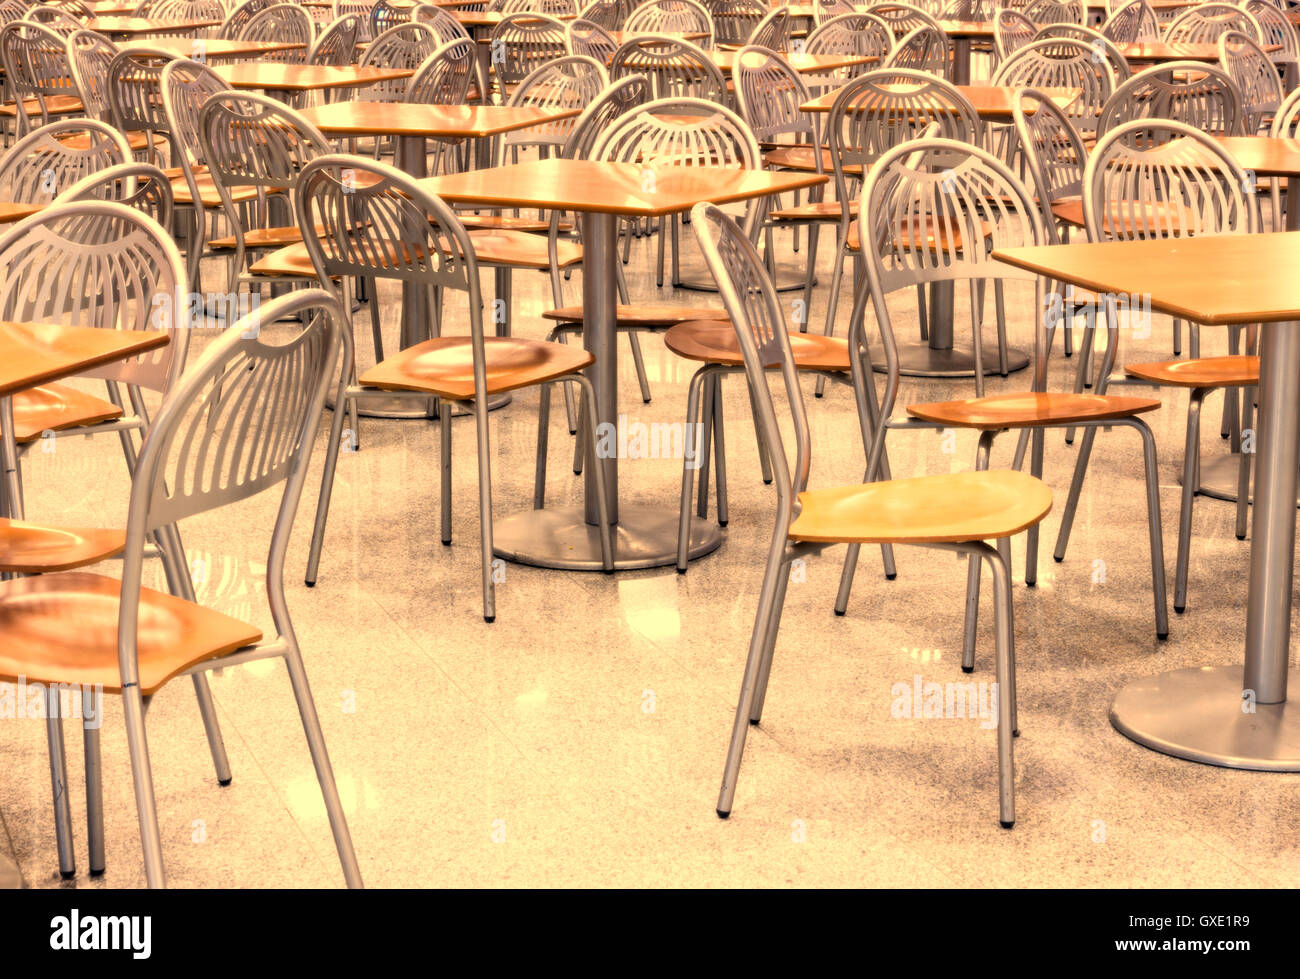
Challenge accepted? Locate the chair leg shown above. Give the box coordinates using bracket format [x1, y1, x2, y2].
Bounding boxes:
[916, 283, 929, 342]
[994, 280, 1009, 375]
[1053, 424, 1098, 563]
[367, 278, 383, 363]
[1236, 385, 1255, 541]
[83, 687, 105, 877]
[1025, 428, 1044, 586]
[46, 688, 75, 880]
[984, 543, 1016, 829]
[441, 401, 453, 545]
[717, 546, 792, 818]
[1132, 417, 1169, 640]
[696, 376, 714, 521]
[1174, 391, 1204, 614]
[678, 369, 709, 573]
[572, 375, 615, 571]
[963, 431, 998, 672]
[534, 385, 550, 510]
[305, 374, 351, 587]
[121, 686, 165, 888]
[712, 377, 728, 527]
[629, 331, 652, 404]
[472, 397, 496, 623]
[280, 648, 363, 888]
[745, 378, 774, 485]
[748, 558, 793, 725]
[1172, 317, 1181, 357]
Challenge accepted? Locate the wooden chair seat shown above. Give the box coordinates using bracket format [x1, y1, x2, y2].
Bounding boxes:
[0, 571, 262, 695]
[1125, 354, 1259, 388]
[359, 336, 594, 401]
[763, 146, 839, 173]
[209, 223, 329, 250]
[769, 198, 853, 222]
[58, 130, 164, 153]
[789, 469, 1053, 545]
[171, 173, 263, 208]
[543, 302, 728, 328]
[1050, 197, 1195, 233]
[906, 391, 1162, 430]
[0, 518, 125, 573]
[0, 95, 83, 117]
[466, 228, 583, 270]
[664, 320, 850, 371]
[12, 383, 122, 443]
[457, 214, 574, 233]
[847, 215, 988, 253]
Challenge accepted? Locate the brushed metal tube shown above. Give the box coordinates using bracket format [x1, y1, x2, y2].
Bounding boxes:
[582, 210, 619, 526]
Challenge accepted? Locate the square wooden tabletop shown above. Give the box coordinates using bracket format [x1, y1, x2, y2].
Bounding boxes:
[418, 158, 826, 217]
[213, 63, 414, 92]
[299, 102, 581, 138]
[125, 38, 308, 60]
[455, 10, 577, 26]
[937, 19, 996, 37]
[1117, 41, 1280, 61]
[1214, 136, 1300, 178]
[0, 322, 170, 398]
[85, 16, 222, 35]
[993, 234, 1300, 326]
[711, 50, 879, 74]
[800, 84, 1081, 120]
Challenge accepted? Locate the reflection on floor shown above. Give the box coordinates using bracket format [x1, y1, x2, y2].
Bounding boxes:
[1, 207, 1295, 889]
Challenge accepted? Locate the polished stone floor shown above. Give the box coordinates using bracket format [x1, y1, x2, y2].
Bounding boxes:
[1, 204, 1295, 889]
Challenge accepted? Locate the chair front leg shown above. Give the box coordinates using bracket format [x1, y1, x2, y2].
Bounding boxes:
[122, 685, 165, 888]
[46, 691, 75, 880]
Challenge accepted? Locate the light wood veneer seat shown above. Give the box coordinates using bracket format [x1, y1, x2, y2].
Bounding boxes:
[1050, 196, 1195, 232]
[0, 518, 126, 573]
[906, 391, 1162, 429]
[664, 319, 850, 372]
[1124, 354, 1259, 387]
[0, 95, 83, 118]
[11, 383, 123, 441]
[359, 335, 594, 401]
[543, 302, 730, 328]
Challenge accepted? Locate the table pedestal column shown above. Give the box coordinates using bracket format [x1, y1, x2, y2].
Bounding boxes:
[877, 281, 1032, 377]
[1110, 319, 1300, 769]
[491, 211, 722, 570]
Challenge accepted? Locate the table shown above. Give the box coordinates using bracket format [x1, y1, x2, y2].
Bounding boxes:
[1117, 41, 1279, 63]
[211, 63, 415, 104]
[419, 158, 827, 570]
[800, 84, 1081, 377]
[710, 49, 878, 75]
[299, 101, 581, 418]
[995, 232, 1300, 770]
[85, 16, 221, 36]
[0, 319, 170, 886]
[0, 201, 43, 225]
[605, 30, 710, 44]
[125, 38, 308, 61]
[937, 20, 995, 87]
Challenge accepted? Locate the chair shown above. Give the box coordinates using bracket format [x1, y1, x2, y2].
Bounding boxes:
[1033, 22, 1132, 77]
[805, 11, 895, 66]
[502, 0, 575, 12]
[567, 17, 619, 61]
[0, 117, 129, 204]
[943, 0, 997, 17]
[407, 35, 478, 106]
[0, 21, 85, 138]
[24, 7, 84, 35]
[692, 199, 1048, 829]
[1164, 2, 1262, 44]
[748, 7, 791, 51]
[197, 91, 332, 297]
[238, 3, 315, 62]
[707, 0, 767, 48]
[66, 28, 119, 124]
[623, 0, 714, 46]
[308, 13, 361, 67]
[1098, 61, 1243, 136]
[488, 13, 568, 94]
[811, 0, 857, 25]
[54, 160, 174, 226]
[865, 1, 944, 38]
[1021, 0, 1083, 23]
[358, 21, 438, 106]
[411, 2, 472, 44]
[994, 7, 1037, 60]
[335, 0, 376, 41]
[991, 37, 1117, 137]
[609, 35, 727, 103]
[834, 136, 1167, 655]
[884, 24, 951, 76]
[0, 256, 363, 885]
[294, 155, 612, 622]
[1099, 0, 1159, 43]
[143, 0, 225, 24]
[579, 0, 626, 29]
[105, 48, 176, 168]
[1244, 0, 1300, 82]
[1082, 119, 1259, 614]
[1269, 86, 1300, 229]
[218, 0, 276, 39]
[1219, 29, 1283, 133]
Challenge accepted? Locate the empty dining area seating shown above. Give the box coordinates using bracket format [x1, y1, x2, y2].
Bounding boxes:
[1, 0, 1298, 894]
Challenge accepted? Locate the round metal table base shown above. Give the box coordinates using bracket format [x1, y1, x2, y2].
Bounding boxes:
[871, 341, 1032, 378]
[492, 504, 722, 571]
[329, 392, 513, 419]
[1186, 453, 1300, 506]
[1110, 665, 1300, 770]
[676, 264, 811, 294]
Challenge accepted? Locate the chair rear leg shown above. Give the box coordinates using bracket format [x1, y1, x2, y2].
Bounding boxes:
[986, 543, 1016, 829]
[712, 378, 728, 527]
[534, 385, 550, 510]
[1174, 391, 1204, 614]
[1131, 417, 1169, 639]
[82, 688, 105, 876]
[678, 369, 708, 572]
[441, 402, 453, 546]
[748, 561, 792, 725]
[1053, 424, 1099, 562]
[629, 332, 652, 404]
[46, 691, 75, 880]
[1236, 386, 1255, 540]
[122, 686, 165, 888]
[305, 374, 351, 587]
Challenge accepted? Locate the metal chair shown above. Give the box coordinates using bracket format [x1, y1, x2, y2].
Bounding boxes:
[67, 28, 119, 124]
[0, 21, 84, 138]
[623, 0, 714, 46]
[238, 3, 315, 63]
[609, 35, 727, 103]
[693, 198, 1047, 829]
[1164, 2, 1262, 43]
[308, 13, 361, 67]
[810, 0, 857, 25]
[707, 0, 767, 48]
[864, 2, 944, 39]
[411, 2, 472, 44]
[1244, 0, 1300, 83]
[105, 47, 176, 167]
[0, 266, 362, 887]
[407, 35, 477, 106]
[488, 13, 568, 96]
[994, 7, 1037, 60]
[579, 0, 626, 29]
[1098, 61, 1243, 136]
[502, 0, 576, 12]
[749, 7, 791, 51]
[1082, 118, 1258, 614]
[567, 17, 619, 61]
[358, 21, 438, 108]
[943, 0, 997, 17]
[1099, 0, 1159, 43]
[884, 23, 951, 76]
[1219, 29, 1283, 133]
[1021, 0, 1083, 23]
[834, 136, 1168, 653]
[1268, 85, 1300, 230]
[335, 0, 376, 42]
[992, 36, 1117, 137]
[54, 160, 174, 226]
[295, 155, 613, 622]
[24, 6, 84, 35]
[1033, 21, 1132, 76]
[218, 0, 276, 40]
[0, 117, 129, 203]
[371, 0, 412, 36]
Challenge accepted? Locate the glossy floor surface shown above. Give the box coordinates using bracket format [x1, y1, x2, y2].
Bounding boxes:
[1, 205, 1295, 888]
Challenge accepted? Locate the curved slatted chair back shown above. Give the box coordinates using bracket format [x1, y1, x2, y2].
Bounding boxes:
[994, 7, 1037, 59]
[1098, 60, 1243, 136]
[502, 0, 576, 12]
[805, 12, 894, 83]
[0, 199, 189, 395]
[488, 12, 568, 88]
[1034, 21, 1131, 75]
[1219, 28, 1283, 132]
[864, 2, 943, 38]
[335, 0, 377, 42]
[25, 7, 83, 35]
[1244, 0, 1299, 67]
[566, 73, 651, 158]
[500, 53, 607, 155]
[360, 21, 439, 100]
[106, 48, 177, 164]
[1021, 0, 1083, 24]
[309, 13, 360, 66]
[884, 24, 951, 76]
[219, 0, 276, 40]
[580, 0, 626, 29]
[609, 35, 727, 102]
[1164, 2, 1262, 44]
[992, 36, 1116, 133]
[1011, 85, 1085, 242]
[750, 8, 791, 50]
[0, 21, 80, 136]
[1084, 117, 1258, 244]
[568, 18, 619, 61]
[370, 0, 411, 37]
[624, 0, 714, 46]
[238, 2, 315, 62]
[54, 160, 174, 227]
[734, 44, 817, 152]
[68, 28, 119, 123]
[407, 36, 477, 103]
[942, 0, 997, 18]
[411, 3, 472, 44]
[707, 0, 766, 47]
[0, 118, 130, 205]
[1100, 0, 1159, 42]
